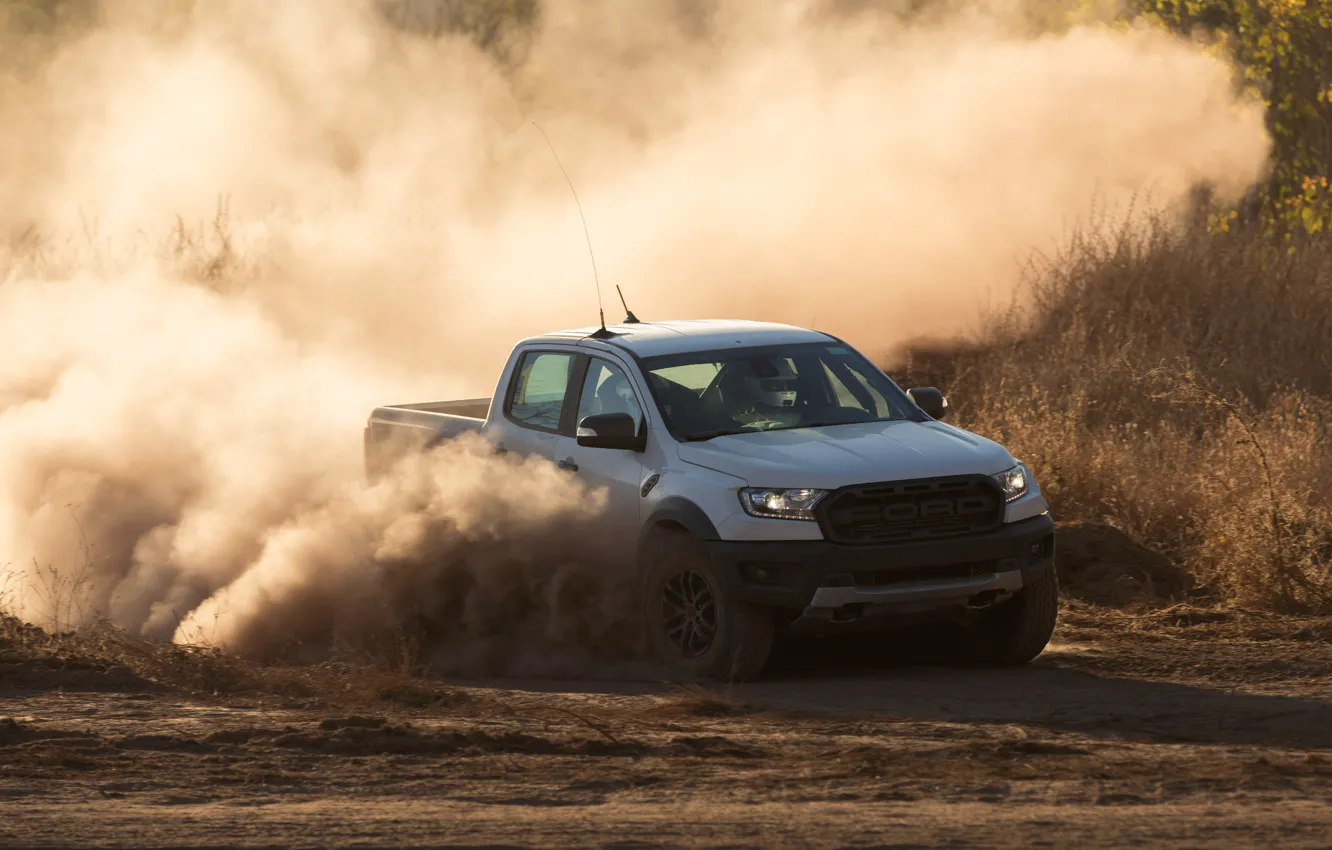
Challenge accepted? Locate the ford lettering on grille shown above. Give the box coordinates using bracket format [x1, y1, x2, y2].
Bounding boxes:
[818, 477, 1003, 544]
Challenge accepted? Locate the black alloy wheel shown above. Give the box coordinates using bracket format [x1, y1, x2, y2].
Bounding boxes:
[661, 569, 718, 658]
[641, 527, 774, 681]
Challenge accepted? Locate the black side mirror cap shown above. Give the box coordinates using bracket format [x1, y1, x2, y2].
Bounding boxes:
[907, 387, 949, 420]
[576, 412, 647, 451]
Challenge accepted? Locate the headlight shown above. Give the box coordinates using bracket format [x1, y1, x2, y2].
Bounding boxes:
[991, 463, 1030, 503]
[738, 488, 829, 521]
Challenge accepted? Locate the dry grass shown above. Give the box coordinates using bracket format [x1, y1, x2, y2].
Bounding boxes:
[892, 213, 1332, 612]
[0, 199, 256, 286]
[652, 683, 757, 718]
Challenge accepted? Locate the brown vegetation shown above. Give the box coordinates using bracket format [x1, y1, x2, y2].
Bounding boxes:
[891, 215, 1332, 613]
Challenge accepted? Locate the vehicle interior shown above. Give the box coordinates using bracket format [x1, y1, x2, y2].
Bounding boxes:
[644, 343, 914, 440]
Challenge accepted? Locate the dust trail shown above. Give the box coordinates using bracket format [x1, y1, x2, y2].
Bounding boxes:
[175, 434, 632, 669]
[0, 0, 1268, 665]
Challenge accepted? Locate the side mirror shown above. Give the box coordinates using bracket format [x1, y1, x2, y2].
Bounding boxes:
[576, 413, 646, 451]
[907, 387, 949, 420]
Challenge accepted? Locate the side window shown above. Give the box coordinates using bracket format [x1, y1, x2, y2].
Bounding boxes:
[508, 351, 574, 431]
[847, 370, 889, 418]
[577, 359, 644, 430]
[823, 364, 865, 411]
[822, 361, 889, 416]
[842, 362, 892, 417]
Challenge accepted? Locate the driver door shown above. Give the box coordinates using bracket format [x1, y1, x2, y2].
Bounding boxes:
[554, 356, 648, 558]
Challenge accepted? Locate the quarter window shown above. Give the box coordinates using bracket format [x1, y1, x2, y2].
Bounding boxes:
[508, 351, 574, 431]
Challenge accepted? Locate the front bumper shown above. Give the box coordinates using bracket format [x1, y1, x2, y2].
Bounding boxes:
[704, 513, 1055, 626]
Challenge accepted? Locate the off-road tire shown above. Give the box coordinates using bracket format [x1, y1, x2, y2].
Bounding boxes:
[641, 528, 774, 682]
[952, 566, 1059, 666]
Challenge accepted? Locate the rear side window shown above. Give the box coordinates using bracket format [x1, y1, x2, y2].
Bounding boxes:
[508, 351, 574, 431]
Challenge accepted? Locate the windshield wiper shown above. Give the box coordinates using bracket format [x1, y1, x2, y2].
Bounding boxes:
[682, 429, 745, 442]
[686, 422, 845, 440]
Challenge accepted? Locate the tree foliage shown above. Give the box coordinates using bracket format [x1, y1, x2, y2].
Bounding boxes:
[1135, 0, 1332, 233]
[0, 0, 93, 34]
[376, 0, 538, 63]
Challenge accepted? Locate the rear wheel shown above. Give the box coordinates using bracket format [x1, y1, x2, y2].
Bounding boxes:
[950, 566, 1059, 666]
[642, 528, 774, 681]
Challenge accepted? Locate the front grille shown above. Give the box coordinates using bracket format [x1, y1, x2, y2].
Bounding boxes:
[818, 476, 1003, 544]
[850, 561, 997, 587]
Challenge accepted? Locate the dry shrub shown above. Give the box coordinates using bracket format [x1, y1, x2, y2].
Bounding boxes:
[1054, 520, 1192, 607]
[893, 214, 1332, 612]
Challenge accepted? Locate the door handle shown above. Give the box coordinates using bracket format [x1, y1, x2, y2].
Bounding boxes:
[557, 458, 579, 472]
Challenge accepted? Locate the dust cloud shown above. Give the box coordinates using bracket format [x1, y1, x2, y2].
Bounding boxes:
[0, 0, 1268, 665]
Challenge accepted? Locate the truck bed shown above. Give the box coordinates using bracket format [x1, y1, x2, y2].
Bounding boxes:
[383, 398, 492, 420]
[364, 397, 491, 478]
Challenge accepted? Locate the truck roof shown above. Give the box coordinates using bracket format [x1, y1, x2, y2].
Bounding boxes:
[526, 319, 833, 358]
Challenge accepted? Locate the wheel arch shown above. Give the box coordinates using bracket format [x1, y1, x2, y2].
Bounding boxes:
[638, 498, 720, 563]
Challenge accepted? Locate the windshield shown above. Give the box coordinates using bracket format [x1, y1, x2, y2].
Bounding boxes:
[641, 341, 920, 441]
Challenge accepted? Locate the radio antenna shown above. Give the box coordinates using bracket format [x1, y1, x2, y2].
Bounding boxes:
[616, 285, 640, 324]
[530, 122, 611, 337]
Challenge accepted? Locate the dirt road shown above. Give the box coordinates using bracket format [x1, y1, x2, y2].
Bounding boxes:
[3, 606, 1331, 848]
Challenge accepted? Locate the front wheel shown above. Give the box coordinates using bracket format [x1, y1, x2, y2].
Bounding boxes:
[641, 529, 774, 681]
[950, 566, 1059, 666]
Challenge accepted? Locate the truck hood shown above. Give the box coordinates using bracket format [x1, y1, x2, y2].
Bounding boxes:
[675, 420, 1016, 489]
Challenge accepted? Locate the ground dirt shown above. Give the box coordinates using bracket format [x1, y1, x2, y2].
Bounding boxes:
[2, 604, 1331, 848]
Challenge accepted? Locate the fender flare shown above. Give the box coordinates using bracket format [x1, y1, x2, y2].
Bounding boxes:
[639, 497, 720, 550]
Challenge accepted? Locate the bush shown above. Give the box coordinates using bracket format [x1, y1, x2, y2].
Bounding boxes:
[891, 216, 1332, 611]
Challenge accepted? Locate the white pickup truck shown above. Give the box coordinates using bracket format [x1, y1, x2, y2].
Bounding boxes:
[365, 319, 1057, 680]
